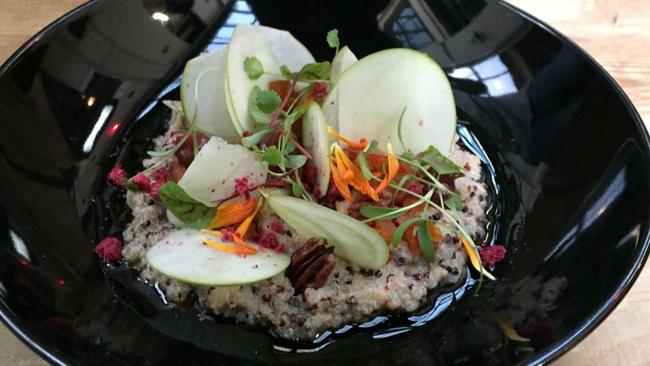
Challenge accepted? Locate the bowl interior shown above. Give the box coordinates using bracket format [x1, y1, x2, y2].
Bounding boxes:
[0, 1, 648, 365]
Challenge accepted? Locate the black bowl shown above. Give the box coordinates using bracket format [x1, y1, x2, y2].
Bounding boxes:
[1, 1, 649, 365]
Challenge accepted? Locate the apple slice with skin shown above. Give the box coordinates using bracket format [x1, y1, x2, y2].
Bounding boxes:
[263, 190, 389, 269]
[180, 47, 240, 142]
[329, 48, 456, 155]
[178, 136, 267, 206]
[147, 229, 290, 286]
[225, 24, 315, 134]
[301, 103, 330, 198]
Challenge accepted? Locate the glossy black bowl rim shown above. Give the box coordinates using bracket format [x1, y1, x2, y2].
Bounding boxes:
[0, 1, 649, 365]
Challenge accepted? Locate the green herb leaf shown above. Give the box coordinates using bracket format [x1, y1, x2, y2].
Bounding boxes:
[365, 139, 379, 154]
[326, 29, 340, 49]
[417, 145, 464, 175]
[158, 182, 215, 229]
[444, 193, 463, 211]
[356, 152, 374, 180]
[396, 106, 407, 151]
[391, 217, 424, 248]
[285, 154, 308, 169]
[291, 179, 305, 197]
[241, 128, 270, 148]
[243, 56, 264, 80]
[256, 89, 281, 113]
[279, 65, 293, 79]
[247, 86, 271, 124]
[362, 190, 433, 222]
[261, 146, 284, 167]
[282, 106, 306, 132]
[298, 62, 331, 81]
[126, 181, 139, 192]
[417, 221, 437, 262]
[360, 206, 405, 221]
[401, 151, 415, 160]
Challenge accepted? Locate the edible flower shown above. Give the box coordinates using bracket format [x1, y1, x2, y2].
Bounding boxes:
[201, 199, 263, 255]
[374, 143, 399, 194]
[209, 199, 257, 228]
[460, 236, 495, 280]
[328, 129, 399, 202]
[328, 126, 368, 149]
[203, 238, 256, 255]
[330, 143, 378, 202]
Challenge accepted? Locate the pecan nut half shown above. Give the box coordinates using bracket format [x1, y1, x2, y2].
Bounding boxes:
[285, 238, 335, 294]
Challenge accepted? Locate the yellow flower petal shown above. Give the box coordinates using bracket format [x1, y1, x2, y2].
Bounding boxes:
[460, 236, 495, 280]
[236, 198, 263, 238]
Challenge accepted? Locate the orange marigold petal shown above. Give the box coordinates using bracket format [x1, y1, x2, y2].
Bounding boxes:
[235, 199, 263, 238]
[327, 127, 368, 149]
[210, 199, 257, 228]
[330, 161, 352, 201]
[203, 238, 256, 255]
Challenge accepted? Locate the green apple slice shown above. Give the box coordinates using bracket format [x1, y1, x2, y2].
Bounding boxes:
[263, 191, 389, 269]
[330, 45, 358, 83]
[225, 24, 315, 134]
[302, 103, 330, 198]
[147, 229, 290, 286]
[332, 48, 456, 155]
[178, 136, 267, 206]
[180, 47, 240, 142]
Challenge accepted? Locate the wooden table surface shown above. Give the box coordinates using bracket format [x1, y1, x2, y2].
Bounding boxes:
[0, 0, 649, 365]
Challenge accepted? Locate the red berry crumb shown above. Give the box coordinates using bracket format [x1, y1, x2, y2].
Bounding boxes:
[326, 182, 343, 204]
[131, 172, 151, 191]
[301, 164, 318, 192]
[95, 237, 122, 262]
[149, 168, 168, 200]
[242, 130, 253, 137]
[107, 165, 127, 188]
[220, 227, 236, 242]
[234, 177, 251, 200]
[406, 182, 423, 195]
[270, 221, 285, 234]
[314, 82, 328, 102]
[478, 245, 506, 266]
[257, 232, 284, 253]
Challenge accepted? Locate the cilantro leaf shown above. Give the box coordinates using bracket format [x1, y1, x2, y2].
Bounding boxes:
[284, 154, 307, 169]
[298, 62, 331, 81]
[326, 29, 339, 49]
[158, 182, 215, 229]
[261, 146, 284, 167]
[279, 65, 293, 79]
[244, 56, 264, 80]
[256, 89, 281, 113]
[417, 221, 437, 262]
[248, 86, 271, 124]
[417, 145, 464, 175]
[241, 128, 270, 148]
[279, 62, 331, 81]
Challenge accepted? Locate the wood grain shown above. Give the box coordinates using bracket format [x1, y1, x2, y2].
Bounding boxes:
[0, 0, 648, 365]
